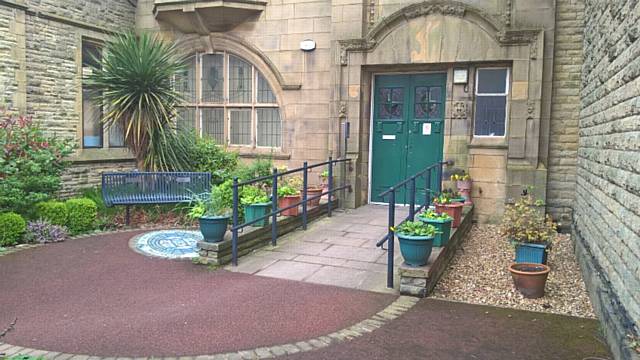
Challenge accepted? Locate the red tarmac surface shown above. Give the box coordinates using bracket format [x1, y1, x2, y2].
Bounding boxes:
[0, 231, 395, 357]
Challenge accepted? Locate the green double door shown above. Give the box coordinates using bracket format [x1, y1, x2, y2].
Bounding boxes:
[370, 73, 446, 204]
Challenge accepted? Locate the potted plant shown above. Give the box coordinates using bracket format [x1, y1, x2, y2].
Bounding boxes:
[508, 262, 551, 299]
[417, 209, 453, 247]
[394, 221, 439, 267]
[451, 171, 472, 205]
[187, 189, 230, 243]
[240, 185, 271, 227]
[278, 177, 301, 216]
[319, 170, 331, 200]
[501, 192, 557, 264]
[306, 186, 323, 207]
[433, 193, 464, 228]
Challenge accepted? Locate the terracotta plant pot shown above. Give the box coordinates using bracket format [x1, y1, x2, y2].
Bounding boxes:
[306, 187, 323, 207]
[508, 263, 551, 299]
[278, 195, 300, 216]
[435, 202, 464, 227]
[457, 180, 473, 205]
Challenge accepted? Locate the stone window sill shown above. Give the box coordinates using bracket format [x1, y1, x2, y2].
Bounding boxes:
[69, 148, 135, 163]
[467, 137, 508, 150]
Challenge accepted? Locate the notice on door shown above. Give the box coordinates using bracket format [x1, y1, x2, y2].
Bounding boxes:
[382, 134, 396, 140]
[422, 123, 432, 135]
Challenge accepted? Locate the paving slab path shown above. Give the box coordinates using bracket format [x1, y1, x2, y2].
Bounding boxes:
[227, 205, 408, 294]
[0, 230, 396, 357]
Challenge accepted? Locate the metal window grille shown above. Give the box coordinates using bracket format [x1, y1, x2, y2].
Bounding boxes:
[202, 108, 225, 144]
[230, 109, 252, 145]
[257, 108, 281, 147]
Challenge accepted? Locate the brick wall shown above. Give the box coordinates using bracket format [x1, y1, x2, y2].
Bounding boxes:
[575, 0, 640, 358]
[546, 0, 583, 228]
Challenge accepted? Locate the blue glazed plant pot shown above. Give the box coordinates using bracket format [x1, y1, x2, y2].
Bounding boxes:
[199, 215, 229, 243]
[397, 233, 435, 267]
[515, 242, 549, 264]
[245, 203, 271, 227]
[418, 217, 452, 247]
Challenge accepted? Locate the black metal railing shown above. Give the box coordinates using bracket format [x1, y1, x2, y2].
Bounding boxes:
[375, 160, 452, 288]
[230, 157, 353, 266]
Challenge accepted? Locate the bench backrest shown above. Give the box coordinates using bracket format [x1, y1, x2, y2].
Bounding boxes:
[102, 172, 211, 206]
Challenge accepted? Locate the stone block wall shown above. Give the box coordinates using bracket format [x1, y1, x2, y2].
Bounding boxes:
[575, 0, 640, 358]
[546, 0, 584, 228]
[0, 5, 24, 111]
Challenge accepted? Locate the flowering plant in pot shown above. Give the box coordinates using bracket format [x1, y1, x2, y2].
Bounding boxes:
[394, 220, 439, 267]
[277, 177, 301, 216]
[240, 185, 271, 227]
[442, 188, 465, 204]
[417, 209, 452, 247]
[501, 192, 557, 264]
[432, 193, 464, 228]
[450, 171, 472, 205]
[187, 188, 230, 243]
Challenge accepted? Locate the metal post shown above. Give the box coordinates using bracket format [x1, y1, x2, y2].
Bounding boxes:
[232, 177, 239, 266]
[387, 189, 396, 289]
[437, 161, 444, 194]
[302, 161, 308, 230]
[425, 171, 432, 208]
[327, 157, 333, 217]
[409, 176, 416, 221]
[271, 168, 278, 246]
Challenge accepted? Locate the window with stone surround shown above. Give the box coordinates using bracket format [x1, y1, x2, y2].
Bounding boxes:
[175, 52, 281, 148]
[474, 68, 510, 137]
[81, 39, 125, 149]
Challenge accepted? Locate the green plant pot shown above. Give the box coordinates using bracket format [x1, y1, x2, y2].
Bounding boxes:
[418, 217, 452, 247]
[397, 232, 435, 267]
[199, 215, 229, 243]
[245, 203, 271, 227]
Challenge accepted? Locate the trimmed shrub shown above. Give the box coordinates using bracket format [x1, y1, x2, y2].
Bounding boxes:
[0, 212, 26, 246]
[35, 200, 68, 226]
[24, 220, 69, 243]
[65, 198, 98, 234]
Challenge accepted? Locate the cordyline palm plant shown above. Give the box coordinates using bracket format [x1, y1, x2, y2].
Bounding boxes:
[85, 31, 192, 171]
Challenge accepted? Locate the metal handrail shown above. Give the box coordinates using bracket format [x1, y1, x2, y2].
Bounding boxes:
[376, 160, 452, 288]
[230, 157, 353, 266]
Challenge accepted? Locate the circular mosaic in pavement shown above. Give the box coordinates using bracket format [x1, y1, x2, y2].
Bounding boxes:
[131, 230, 202, 259]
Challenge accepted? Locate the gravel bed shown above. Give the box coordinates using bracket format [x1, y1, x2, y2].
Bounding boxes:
[431, 224, 596, 318]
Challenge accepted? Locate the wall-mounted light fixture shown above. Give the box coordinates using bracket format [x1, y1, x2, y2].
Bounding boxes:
[300, 39, 316, 52]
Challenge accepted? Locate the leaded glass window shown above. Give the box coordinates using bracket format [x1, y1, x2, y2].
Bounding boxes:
[174, 52, 281, 148]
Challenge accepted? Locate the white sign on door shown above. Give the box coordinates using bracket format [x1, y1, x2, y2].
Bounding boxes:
[422, 123, 432, 135]
[382, 134, 396, 140]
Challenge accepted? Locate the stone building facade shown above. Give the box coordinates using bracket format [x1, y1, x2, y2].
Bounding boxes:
[574, 0, 640, 358]
[1, 0, 639, 357]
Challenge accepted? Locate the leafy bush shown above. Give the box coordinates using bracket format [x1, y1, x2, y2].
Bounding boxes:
[277, 185, 299, 197]
[240, 185, 270, 205]
[234, 157, 273, 184]
[501, 192, 556, 244]
[418, 209, 452, 221]
[0, 212, 26, 246]
[65, 198, 98, 234]
[395, 221, 438, 237]
[24, 220, 69, 243]
[0, 112, 75, 216]
[190, 136, 239, 184]
[187, 190, 231, 219]
[35, 200, 68, 226]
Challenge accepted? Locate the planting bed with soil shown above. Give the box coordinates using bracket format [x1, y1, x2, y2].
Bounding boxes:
[431, 224, 595, 318]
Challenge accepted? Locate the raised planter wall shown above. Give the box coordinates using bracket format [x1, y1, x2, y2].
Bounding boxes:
[398, 205, 474, 297]
[197, 200, 338, 265]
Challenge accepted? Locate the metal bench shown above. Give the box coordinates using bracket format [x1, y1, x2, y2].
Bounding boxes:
[102, 172, 211, 225]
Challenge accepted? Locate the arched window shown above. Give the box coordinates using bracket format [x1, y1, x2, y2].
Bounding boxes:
[174, 52, 281, 148]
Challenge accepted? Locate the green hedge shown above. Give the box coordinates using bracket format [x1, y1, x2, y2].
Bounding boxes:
[0, 212, 26, 246]
[65, 198, 97, 235]
[35, 200, 68, 226]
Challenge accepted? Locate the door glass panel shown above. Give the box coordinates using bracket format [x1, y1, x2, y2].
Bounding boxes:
[230, 109, 252, 145]
[202, 108, 225, 143]
[414, 87, 429, 119]
[202, 54, 224, 103]
[379, 87, 403, 119]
